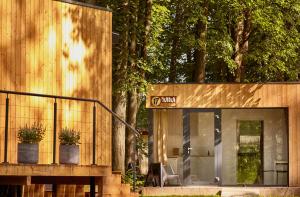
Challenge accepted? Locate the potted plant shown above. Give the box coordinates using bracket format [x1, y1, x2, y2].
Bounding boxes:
[59, 128, 80, 164]
[17, 122, 46, 164]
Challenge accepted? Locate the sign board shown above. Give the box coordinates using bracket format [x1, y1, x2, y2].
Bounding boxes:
[151, 96, 176, 107]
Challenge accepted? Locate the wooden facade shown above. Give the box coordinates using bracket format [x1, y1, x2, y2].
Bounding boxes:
[0, 1, 141, 196]
[0, 0, 112, 168]
[146, 83, 300, 186]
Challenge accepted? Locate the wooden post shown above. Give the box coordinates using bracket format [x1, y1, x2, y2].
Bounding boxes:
[75, 185, 85, 197]
[56, 185, 65, 197]
[97, 177, 103, 197]
[65, 185, 76, 197]
[34, 185, 45, 197]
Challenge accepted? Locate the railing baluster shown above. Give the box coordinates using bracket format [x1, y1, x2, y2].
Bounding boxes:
[90, 177, 95, 197]
[0, 89, 140, 168]
[3, 95, 9, 163]
[53, 99, 57, 164]
[92, 104, 96, 165]
[133, 140, 137, 192]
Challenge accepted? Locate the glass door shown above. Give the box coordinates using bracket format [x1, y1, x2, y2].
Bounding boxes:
[183, 109, 221, 185]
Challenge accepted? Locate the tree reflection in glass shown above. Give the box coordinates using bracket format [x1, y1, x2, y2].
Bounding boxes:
[237, 120, 263, 185]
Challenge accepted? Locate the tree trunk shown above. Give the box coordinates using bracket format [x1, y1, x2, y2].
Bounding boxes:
[125, 0, 139, 167]
[169, 4, 181, 83]
[112, 0, 129, 174]
[193, 2, 208, 83]
[113, 93, 127, 174]
[126, 90, 138, 166]
[142, 0, 152, 60]
[232, 9, 251, 82]
[169, 36, 179, 83]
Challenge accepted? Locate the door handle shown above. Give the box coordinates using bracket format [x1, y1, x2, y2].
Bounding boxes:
[187, 147, 192, 154]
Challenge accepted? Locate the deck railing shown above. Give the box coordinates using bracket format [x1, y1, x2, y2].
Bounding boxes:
[0, 89, 141, 192]
[0, 89, 139, 164]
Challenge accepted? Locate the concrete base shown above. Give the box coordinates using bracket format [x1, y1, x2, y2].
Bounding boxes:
[142, 186, 300, 196]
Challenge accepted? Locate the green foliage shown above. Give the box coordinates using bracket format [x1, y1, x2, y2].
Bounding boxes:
[147, 0, 300, 82]
[59, 128, 80, 145]
[239, 120, 262, 136]
[76, 0, 300, 178]
[237, 145, 262, 184]
[122, 168, 145, 189]
[17, 122, 46, 144]
[75, 0, 300, 83]
[137, 132, 148, 159]
[136, 99, 148, 129]
[238, 120, 262, 184]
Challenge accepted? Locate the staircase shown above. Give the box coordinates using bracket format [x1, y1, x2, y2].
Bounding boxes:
[102, 172, 139, 197]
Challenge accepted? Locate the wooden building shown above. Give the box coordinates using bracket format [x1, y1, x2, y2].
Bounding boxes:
[0, 0, 137, 196]
[146, 83, 300, 193]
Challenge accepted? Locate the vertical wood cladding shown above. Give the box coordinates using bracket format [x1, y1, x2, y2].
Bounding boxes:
[147, 83, 300, 186]
[0, 0, 112, 166]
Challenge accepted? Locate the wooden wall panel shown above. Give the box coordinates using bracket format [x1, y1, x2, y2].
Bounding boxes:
[147, 83, 300, 186]
[0, 0, 112, 166]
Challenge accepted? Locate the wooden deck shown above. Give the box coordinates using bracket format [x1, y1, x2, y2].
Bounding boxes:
[0, 164, 111, 185]
[142, 186, 300, 196]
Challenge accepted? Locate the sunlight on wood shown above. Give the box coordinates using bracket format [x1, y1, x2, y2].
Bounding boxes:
[0, 0, 112, 166]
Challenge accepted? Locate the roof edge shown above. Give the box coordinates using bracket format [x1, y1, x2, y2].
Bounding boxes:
[55, 0, 112, 12]
[150, 82, 300, 85]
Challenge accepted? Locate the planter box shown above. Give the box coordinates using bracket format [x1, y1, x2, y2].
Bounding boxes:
[18, 143, 39, 164]
[59, 144, 79, 164]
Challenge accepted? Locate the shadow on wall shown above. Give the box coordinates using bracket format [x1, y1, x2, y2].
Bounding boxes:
[65, 5, 107, 101]
[0, 0, 108, 99]
[0, 0, 110, 164]
[151, 84, 264, 108]
[0, 0, 40, 90]
[191, 84, 263, 107]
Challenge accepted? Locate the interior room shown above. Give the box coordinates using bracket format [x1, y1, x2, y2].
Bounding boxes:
[151, 108, 288, 186]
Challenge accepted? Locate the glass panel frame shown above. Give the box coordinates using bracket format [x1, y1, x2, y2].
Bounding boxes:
[221, 108, 289, 186]
[237, 120, 264, 185]
[182, 109, 222, 186]
[148, 107, 289, 187]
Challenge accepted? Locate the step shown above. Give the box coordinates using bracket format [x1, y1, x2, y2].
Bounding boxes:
[120, 183, 131, 195]
[130, 192, 140, 197]
[102, 174, 122, 185]
[221, 188, 259, 197]
[103, 185, 121, 195]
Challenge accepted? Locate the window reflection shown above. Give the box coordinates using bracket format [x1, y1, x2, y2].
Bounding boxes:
[237, 120, 263, 185]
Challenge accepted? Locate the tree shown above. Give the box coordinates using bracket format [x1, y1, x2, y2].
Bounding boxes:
[77, 0, 300, 174]
[192, 0, 208, 83]
[111, 0, 130, 174]
[194, 0, 300, 82]
[126, 0, 139, 167]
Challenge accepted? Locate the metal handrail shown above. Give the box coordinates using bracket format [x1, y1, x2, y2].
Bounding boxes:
[0, 90, 140, 191]
[0, 89, 139, 135]
[0, 89, 139, 191]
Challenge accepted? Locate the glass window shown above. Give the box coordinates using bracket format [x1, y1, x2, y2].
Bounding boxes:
[222, 109, 288, 186]
[237, 120, 263, 184]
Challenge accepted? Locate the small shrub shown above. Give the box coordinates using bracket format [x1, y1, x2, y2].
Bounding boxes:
[18, 122, 46, 144]
[59, 128, 80, 145]
[122, 168, 145, 190]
